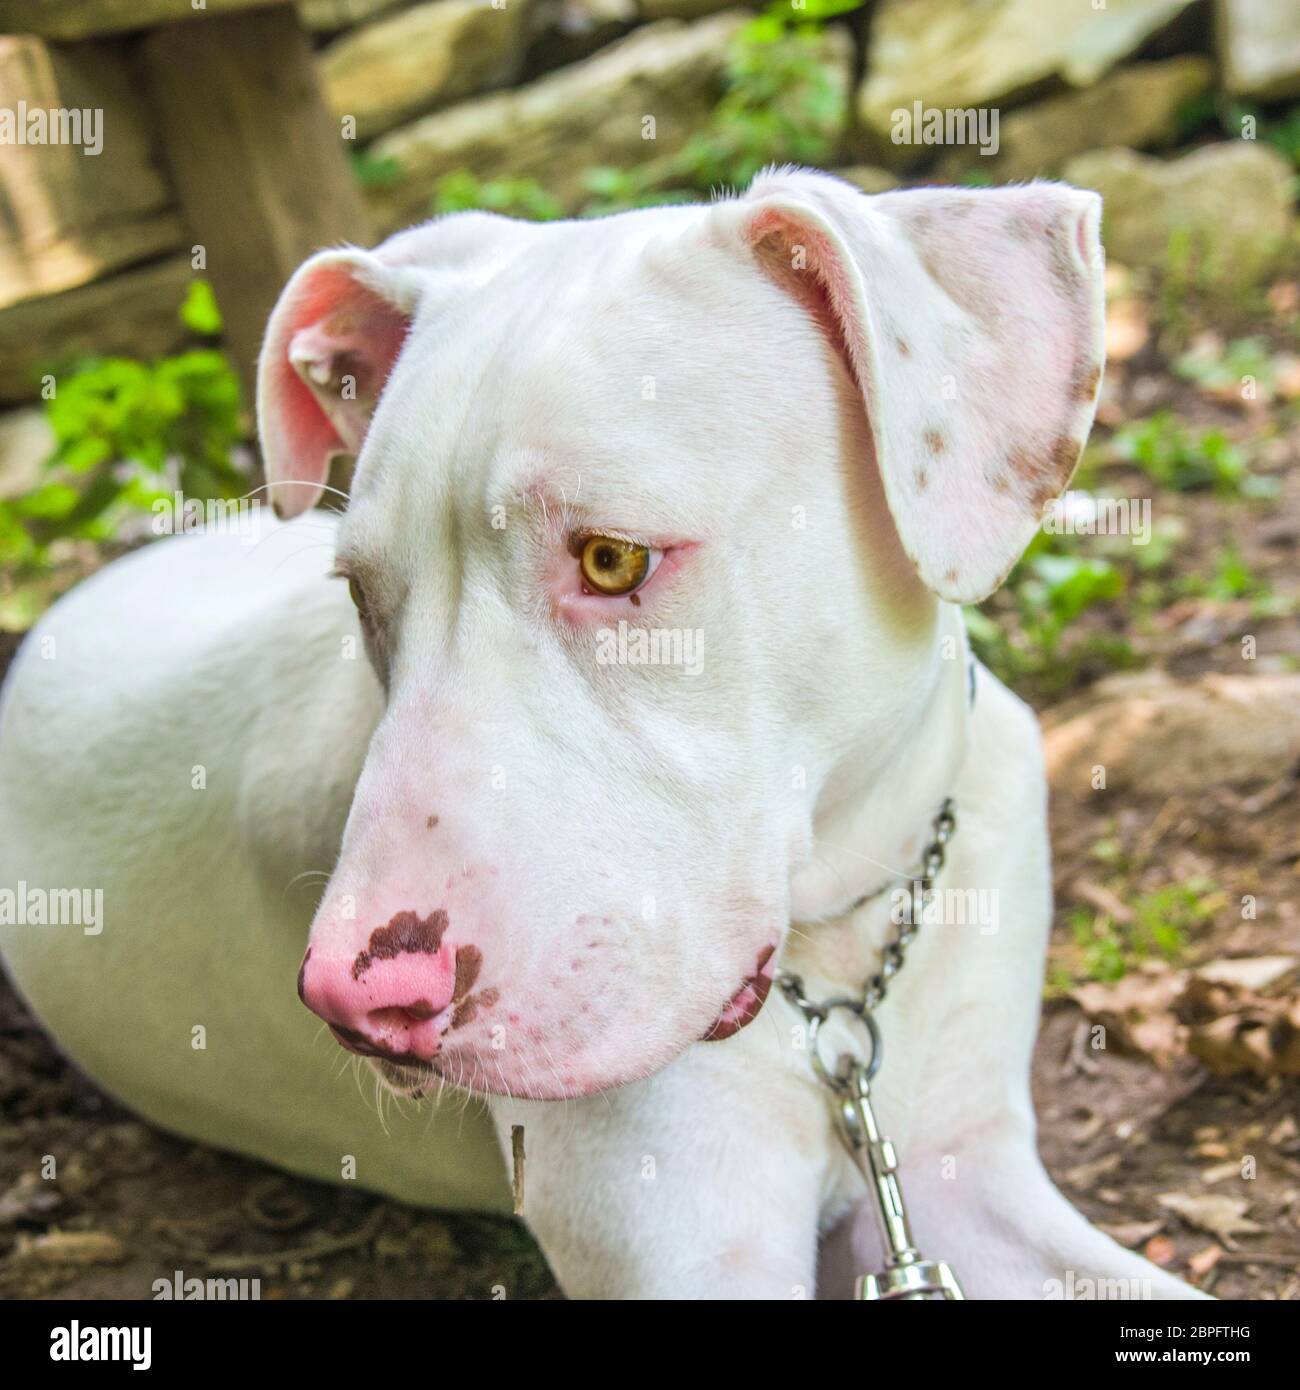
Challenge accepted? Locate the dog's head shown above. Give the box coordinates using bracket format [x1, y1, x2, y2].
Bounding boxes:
[266, 169, 1104, 1098]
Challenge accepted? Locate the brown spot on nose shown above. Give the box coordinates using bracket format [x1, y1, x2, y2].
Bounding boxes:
[296, 948, 312, 1004]
[352, 908, 449, 980]
[452, 944, 482, 1003]
[426, 814, 439, 829]
[451, 986, 500, 1033]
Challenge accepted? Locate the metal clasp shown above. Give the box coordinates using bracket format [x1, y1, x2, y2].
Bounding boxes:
[839, 1062, 965, 1302]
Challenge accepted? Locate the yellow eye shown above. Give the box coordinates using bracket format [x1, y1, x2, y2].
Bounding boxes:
[579, 536, 651, 596]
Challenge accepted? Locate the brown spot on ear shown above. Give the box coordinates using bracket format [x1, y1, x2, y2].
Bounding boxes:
[895, 337, 910, 357]
[915, 467, 929, 490]
[1048, 230, 1084, 294]
[1075, 363, 1102, 402]
[1052, 434, 1082, 477]
[426, 814, 439, 829]
[452, 944, 482, 1003]
[922, 429, 944, 455]
[1007, 434, 1080, 513]
[352, 908, 449, 980]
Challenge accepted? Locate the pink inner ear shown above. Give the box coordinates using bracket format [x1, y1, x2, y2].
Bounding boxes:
[746, 210, 867, 393]
[260, 262, 410, 518]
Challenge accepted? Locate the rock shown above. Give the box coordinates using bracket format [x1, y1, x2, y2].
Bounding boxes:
[0, 36, 184, 311]
[0, 0, 267, 39]
[0, 407, 54, 498]
[1043, 670, 1300, 796]
[834, 164, 900, 195]
[366, 13, 761, 230]
[857, 0, 1201, 168]
[298, 0, 406, 33]
[1218, 0, 1300, 101]
[321, 0, 533, 141]
[935, 57, 1213, 183]
[522, 0, 638, 77]
[640, 0, 742, 18]
[1061, 143, 1295, 294]
[0, 256, 193, 405]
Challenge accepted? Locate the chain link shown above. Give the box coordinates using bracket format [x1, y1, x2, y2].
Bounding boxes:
[776, 796, 955, 1038]
[773, 796, 964, 1299]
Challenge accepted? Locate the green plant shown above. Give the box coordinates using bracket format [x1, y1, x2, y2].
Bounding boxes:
[428, 1, 861, 223]
[966, 529, 1129, 691]
[1108, 412, 1277, 497]
[350, 150, 404, 190]
[669, 0, 855, 191]
[1068, 878, 1218, 983]
[0, 283, 246, 572]
[432, 171, 564, 221]
[1173, 335, 1276, 397]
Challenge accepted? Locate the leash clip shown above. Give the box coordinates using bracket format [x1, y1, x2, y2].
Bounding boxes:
[838, 1063, 964, 1301]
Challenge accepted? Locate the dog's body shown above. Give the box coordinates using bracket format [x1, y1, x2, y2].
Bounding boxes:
[0, 169, 1201, 1298]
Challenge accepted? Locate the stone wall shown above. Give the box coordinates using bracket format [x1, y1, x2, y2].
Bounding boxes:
[0, 0, 1298, 412]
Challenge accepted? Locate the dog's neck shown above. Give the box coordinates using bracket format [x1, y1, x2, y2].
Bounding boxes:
[788, 602, 971, 934]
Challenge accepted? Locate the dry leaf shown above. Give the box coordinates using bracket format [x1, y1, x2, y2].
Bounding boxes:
[1063, 1152, 1123, 1192]
[1071, 967, 1187, 1069]
[1195, 956, 1298, 992]
[1156, 1193, 1264, 1249]
[1098, 1218, 1164, 1248]
[14, 1229, 127, 1266]
[1142, 1234, 1178, 1267]
[1187, 998, 1300, 1079]
[1188, 1245, 1224, 1279]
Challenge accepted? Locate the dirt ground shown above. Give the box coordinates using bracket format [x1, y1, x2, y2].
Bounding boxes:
[2, 327, 1298, 1300]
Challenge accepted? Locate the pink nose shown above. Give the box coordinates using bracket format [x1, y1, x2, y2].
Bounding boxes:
[297, 910, 470, 1063]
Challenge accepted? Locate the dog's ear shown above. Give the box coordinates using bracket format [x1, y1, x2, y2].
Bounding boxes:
[716, 170, 1105, 603]
[257, 248, 423, 518]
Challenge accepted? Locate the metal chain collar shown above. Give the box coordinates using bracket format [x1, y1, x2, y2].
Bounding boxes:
[776, 796, 964, 1300]
[776, 795, 956, 1043]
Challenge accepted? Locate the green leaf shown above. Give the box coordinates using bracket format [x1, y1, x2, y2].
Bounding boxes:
[179, 279, 224, 336]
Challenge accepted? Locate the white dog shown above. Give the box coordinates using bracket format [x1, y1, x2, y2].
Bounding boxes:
[0, 169, 1200, 1299]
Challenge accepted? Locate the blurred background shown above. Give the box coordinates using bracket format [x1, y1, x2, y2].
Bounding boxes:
[0, 0, 1297, 1299]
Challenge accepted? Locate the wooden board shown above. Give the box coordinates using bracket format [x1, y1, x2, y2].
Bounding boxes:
[0, 0, 274, 42]
[0, 35, 184, 311]
[0, 255, 193, 403]
[141, 4, 370, 401]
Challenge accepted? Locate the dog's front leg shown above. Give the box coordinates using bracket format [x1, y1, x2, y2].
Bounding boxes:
[488, 1042, 832, 1300]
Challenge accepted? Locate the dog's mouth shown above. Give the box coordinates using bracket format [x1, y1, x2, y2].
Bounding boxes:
[701, 943, 777, 1042]
[372, 1055, 436, 1097]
